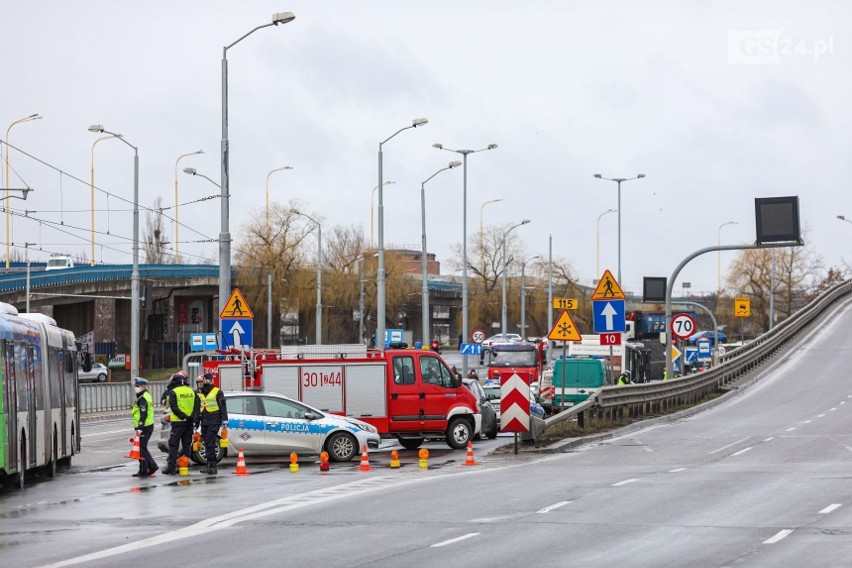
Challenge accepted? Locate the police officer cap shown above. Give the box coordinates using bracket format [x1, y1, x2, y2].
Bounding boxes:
[134, 377, 149, 386]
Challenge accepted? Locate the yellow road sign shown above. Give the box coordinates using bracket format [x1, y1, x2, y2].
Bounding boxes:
[547, 310, 582, 342]
[671, 345, 682, 361]
[552, 298, 579, 310]
[591, 269, 625, 300]
[734, 297, 751, 317]
[220, 288, 254, 319]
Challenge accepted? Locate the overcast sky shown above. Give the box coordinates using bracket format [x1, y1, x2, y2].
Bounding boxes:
[2, 1, 850, 295]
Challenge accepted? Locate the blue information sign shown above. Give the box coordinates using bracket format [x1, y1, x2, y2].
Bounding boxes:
[460, 343, 482, 356]
[222, 318, 253, 348]
[592, 299, 626, 333]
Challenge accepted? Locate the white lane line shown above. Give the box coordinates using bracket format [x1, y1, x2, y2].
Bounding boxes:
[763, 529, 794, 544]
[669, 467, 686, 473]
[818, 414, 826, 418]
[731, 447, 752, 457]
[803, 420, 812, 424]
[848, 395, 852, 399]
[841, 401, 846, 405]
[786, 427, 796, 432]
[819, 504, 842, 514]
[763, 437, 775, 442]
[831, 407, 838, 411]
[537, 501, 571, 514]
[432, 533, 479, 548]
[612, 478, 639, 487]
[707, 437, 751, 455]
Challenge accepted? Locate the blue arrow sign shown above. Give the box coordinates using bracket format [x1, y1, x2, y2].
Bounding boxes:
[685, 346, 698, 363]
[592, 299, 626, 333]
[222, 318, 253, 349]
[460, 343, 482, 356]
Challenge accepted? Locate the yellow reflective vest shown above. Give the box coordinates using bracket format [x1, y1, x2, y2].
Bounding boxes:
[132, 391, 154, 428]
[170, 385, 197, 422]
[200, 387, 221, 413]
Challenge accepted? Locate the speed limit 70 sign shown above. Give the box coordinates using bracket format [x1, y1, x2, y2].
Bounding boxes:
[671, 313, 697, 340]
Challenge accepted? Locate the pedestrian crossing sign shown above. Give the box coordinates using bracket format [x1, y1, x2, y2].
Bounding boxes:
[220, 288, 254, 319]
[591, 269, 625, 300]
[547, 310, 582, 342]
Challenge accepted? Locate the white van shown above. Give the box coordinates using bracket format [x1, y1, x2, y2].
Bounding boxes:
[45, 256, 75, 270]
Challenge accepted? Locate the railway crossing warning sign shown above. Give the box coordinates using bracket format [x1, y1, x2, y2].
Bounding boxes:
[547, 310, 582, 342]
[591, 269, 625, 300]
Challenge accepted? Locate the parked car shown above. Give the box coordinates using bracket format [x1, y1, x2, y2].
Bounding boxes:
[158, 391, 381, 463]
[78, 362, 108, 383]
[463, 378, 498, 440]
[688, 329, 728, 345]
[483, 333, 522, 347]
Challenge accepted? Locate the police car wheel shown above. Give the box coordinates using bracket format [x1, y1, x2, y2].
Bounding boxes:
[326, 432, 358, 462]
[193, 438, 225, 464]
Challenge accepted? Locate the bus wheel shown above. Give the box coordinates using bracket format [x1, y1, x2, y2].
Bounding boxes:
[17, 436, 26, 490]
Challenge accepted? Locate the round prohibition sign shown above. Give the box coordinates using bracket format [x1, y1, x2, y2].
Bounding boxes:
[472, 329, 486, 344]
[671, 313, 697, 340]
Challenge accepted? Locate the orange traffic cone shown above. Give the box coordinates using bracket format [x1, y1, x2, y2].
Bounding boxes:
[233, 448, 251, 476]
[125, 430, 142, 460]
[358, 445, 372, 472]
[462, 441, 478, 466]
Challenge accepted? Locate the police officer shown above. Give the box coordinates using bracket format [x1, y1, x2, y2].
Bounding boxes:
[197, 373, 228, 474]
[162, 372, 200, 475]
[132, 378, 158, 477]
[617, 370, 632, 385]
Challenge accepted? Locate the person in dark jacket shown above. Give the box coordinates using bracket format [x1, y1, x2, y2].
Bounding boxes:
[196, 373, 228, 474]
[162, 373, 199, 475]
[131, 378, 158, 477]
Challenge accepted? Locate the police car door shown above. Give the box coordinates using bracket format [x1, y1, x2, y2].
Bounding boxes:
[226, 395, 265, 453]
[260, 395, 320, 455]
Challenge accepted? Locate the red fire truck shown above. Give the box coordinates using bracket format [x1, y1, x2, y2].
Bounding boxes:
[483, 340, 548, 395]
[184, 344, 481, 450]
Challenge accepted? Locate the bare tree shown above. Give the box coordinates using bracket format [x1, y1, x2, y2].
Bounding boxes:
[143, 197, 170, 264]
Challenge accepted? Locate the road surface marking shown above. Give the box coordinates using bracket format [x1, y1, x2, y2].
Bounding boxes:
[786, 427, 796, 432]
[830, 407, 837, 411]
[669, 468, 686, 473]
[432, 533, 479, 547]
[537, 501, 572, 514]
[803, 420, 812, 424]
[763, 529, 794, 544]
[841, 401, 846, 405]
[731, 447, 752, 457]
[708, 437, 750, 455]
[818, 414, 826, 418]
[763, 437, 775, 442]
[819, 504, 841, 514]
[612, 478, 639, 487]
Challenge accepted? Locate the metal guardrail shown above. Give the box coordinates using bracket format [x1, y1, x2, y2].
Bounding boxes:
[545, 280, 852, 430]
[79, 381, 169, 414]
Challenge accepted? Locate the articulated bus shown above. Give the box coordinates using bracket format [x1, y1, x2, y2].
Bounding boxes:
[0, 302, 85, 489]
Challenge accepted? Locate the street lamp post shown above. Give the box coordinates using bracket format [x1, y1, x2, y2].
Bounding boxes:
[593, 173, 645, 284]
[174, 150, 204, 264]
[90, 134, 118, 266]
[420, 160, 462, 346]
[716, 221, 738, 294]
[5, 113, 42, 269]
[88, 124, 140, 379]
[294, 210, 322, 345]
[377, 118, 428, 349]
[520, 255, 540, 339]
[266, 165, 293, 238]
[184, 167, 220, 189]
[359, 253, 366, 345]
[434, 142, 498, 373]
[370, 181, 395, 249]
[220, 12, 295, 325]
[501, 220, 531, 335]
[596, 208, 617, 279]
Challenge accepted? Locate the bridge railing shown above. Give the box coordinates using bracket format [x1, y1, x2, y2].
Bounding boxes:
[0, 264, 220, 293]
[544, 280, 852, 432]
[79, 381, 169, 414]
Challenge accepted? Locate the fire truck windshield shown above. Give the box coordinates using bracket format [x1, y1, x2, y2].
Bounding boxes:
[488, 349, 537, 367]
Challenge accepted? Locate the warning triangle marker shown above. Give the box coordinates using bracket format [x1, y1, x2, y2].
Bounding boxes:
[547, 310, 582, 342]
[591, 269, 625, 300]
[220, 288, 254, 319]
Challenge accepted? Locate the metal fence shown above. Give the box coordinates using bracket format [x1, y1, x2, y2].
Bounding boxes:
[545, 280, 852, 430]
[79, 381, 169, 414]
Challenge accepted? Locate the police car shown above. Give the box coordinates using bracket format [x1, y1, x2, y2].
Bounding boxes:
[158, 391, 381, 463]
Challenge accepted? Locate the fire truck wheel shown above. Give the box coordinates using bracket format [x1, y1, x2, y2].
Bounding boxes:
[398, 437, 424, 451]
[326, 432, 358, 462]
[446, 418, 473, 450]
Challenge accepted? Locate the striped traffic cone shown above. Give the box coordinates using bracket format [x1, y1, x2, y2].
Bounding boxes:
[125, 430, 142, 460]
[357, 445, 372, 472]
[233, 448, 250, 475]
[462, 441, 478, 466]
